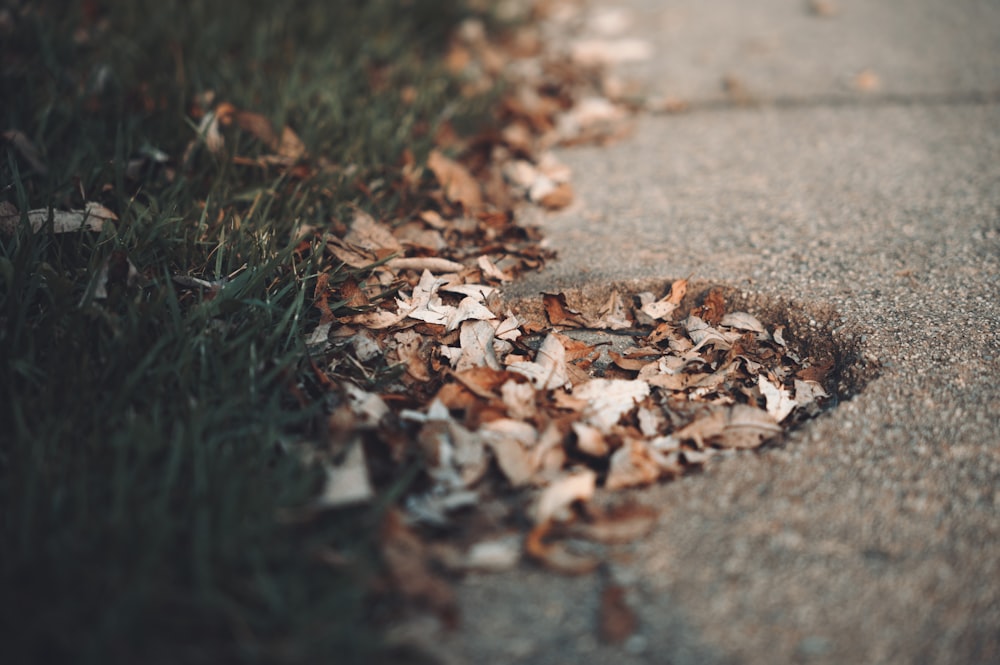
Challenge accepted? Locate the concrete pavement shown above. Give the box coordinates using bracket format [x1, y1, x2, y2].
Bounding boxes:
[443, 2, 1000, 663]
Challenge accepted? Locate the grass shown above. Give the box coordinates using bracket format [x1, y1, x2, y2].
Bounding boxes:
[0, 1, 499, 662]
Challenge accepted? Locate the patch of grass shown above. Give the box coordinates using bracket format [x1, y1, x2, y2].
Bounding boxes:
[0, 1, 496, 662]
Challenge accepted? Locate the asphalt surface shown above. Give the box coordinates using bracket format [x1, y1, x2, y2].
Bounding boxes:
[440, 2, 1000, 663]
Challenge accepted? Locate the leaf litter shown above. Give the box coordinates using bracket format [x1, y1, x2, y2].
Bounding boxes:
[272, 4, 850, 638]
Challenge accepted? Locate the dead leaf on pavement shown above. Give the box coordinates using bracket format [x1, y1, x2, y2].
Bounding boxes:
[599, 582, 638, 644]
[428, 149, 484, 212]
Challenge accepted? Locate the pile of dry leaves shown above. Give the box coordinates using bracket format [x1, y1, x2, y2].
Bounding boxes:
[292, 3, 841, 632]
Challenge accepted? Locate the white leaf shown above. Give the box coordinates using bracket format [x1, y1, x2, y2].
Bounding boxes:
[758, 375, 798, 422]
[445, 296, 495, 333]
[573, 378, 650, 432]
[534, 470, 596, 523]
[508, 333, 568, 390]
[720, 311, 766, 333]
[457, 320, 501, 371]
[316, 440, 373, 508]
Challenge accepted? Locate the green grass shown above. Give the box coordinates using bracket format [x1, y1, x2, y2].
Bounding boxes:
[0, 1, 498, 662]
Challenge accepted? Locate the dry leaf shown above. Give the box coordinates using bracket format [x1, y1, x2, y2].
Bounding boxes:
[380, 511, 458, 626]
[234, 109, 280, 149]
[573, 421, 610, 457]
[758, 375, 798, 422]
[539, 182, 574, 209]
[387, 257, 465, 273]
[2, 129, 47, 174]
[1, 202, 117, 235]
[456, 320, 502, 371]
[509, 333, 569, 390]
[543, 292, 587, 327]
[854, 68, 881, 92]
[534, 470, 597, 523]
[278, 125, 307, 161]
[570, 38, 653, 66]
[478, 254, 511, 282]
[486, 438, 536, 486]
[574, 378, 650, 432]
[640, 279, 687, 320]
[464, 536, 522, 572]
[716, 404, 782, 449]
[316, 439, 374, 508]
[605, 439, 661, 490]
[573, 503, 658, 544]
[427, 149, 483, 211]
[599, 582, 638, 644]
[526, 521, 601, 575]
[721, 311, 766, 334]
[445, 296, 495, 333]
[345, 210, 403, 254]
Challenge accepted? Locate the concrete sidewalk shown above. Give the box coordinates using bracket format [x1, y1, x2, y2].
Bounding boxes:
[445, 2, 1000, 663]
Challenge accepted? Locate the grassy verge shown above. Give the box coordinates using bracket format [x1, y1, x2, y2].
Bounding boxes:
[1, 1, 496, 662]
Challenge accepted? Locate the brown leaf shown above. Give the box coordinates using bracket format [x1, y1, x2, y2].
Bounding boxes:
[452, 366, 512, 399]
[539, 182, 574, 209]
[380, 511, 459, 627]
[694, 288, 726, 326]
[605, 439, 662, 490]
[574, 503, 659, 544]
[233, 109, 280, 150]
[0, 202, 117, 235]
[797, 359, 833, 384]
[278, 125, 307, 161]
[543, 292, 585, 327]
[427, 149, 483, 212]
[534, 470, 596, 523]
[526, 521, 601, 575]
[599, 582, 638, 644]
[345, 210, 403, 254]
[3, 129, 47, 174]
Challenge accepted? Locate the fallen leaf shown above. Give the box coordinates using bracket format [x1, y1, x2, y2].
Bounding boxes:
[534, 470, 597, 523]
[0, 202, 117, 235]
[570, 38, 653, 66]
[2, 129, 47, 174]
[694, 288, 726, 326]
[721, 311, 766, 334]
[427, 149, 483, 211]
[464, 536, 522, 572]
[758, 375, 798, 422]
[599, 582, 638, 644]
[854, 68, 880, 92]
[478, 254, 511, 281]
[605, 438, 662, 490]
[509, 333, 569, 390]
[640, 279, 687, 320]
[543, 292, 586, 327]
[716, 404, 782, 449]
[573, 503, 659, 544]
[278, 125, 307, 161]
[387, 256, 465, 273]
[539, 182, 574, 209]
[234, 109, 280, 149]
[457, 319, 502, 371]
[380, 511, 458, 626]
[486, 438, 535, 486]
[345, 209, 403, 254]
[316, 439, 374, 508]
[445, 296, 495, 333]
[574, 378, 650, 432]
[573, 421, 610, 457]
[525, 520, 601, 575]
